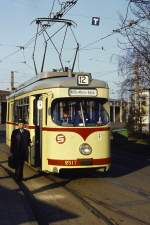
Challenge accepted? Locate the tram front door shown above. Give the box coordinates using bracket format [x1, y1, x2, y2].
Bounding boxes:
[32, 95, 43, 167]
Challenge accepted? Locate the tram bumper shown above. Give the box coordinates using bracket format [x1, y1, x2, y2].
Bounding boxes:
[47, 157, 111, 173]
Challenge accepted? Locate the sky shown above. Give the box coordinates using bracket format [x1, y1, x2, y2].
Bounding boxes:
[0, 0, 129, 98]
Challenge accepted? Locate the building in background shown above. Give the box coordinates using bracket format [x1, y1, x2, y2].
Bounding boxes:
[110, 99, 128, 129]
[0, 90, 10, 124]
[128, 89, 150, 134]
[139, 90, 150, 133]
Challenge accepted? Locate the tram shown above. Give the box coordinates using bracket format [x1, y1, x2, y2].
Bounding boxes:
[6, 71, 111, 173]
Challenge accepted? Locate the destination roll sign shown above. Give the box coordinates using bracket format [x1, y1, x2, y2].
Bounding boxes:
[69, 89, 97, 97]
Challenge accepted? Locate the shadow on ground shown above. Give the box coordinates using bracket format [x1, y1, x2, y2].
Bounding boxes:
[108, 140, 150, 177]
[1, 166, 78, 225]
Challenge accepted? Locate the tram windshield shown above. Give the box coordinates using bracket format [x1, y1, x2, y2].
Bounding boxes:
[51, 98, 109, 127]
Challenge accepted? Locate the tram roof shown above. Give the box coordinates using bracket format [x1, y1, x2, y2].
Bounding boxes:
[8, 71, 108, 98]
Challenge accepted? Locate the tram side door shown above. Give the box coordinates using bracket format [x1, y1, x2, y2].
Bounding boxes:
[33, 95, 43, 167]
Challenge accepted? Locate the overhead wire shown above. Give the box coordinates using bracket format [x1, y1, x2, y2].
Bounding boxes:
[0, 0, 138, 67]
[0, 21, 47, 64]
[0, 38, 33, 63]
[80, 18, 140, 51]
[49, 0, 56, 17]
[0, 20, 136, 64]
[79, 0, 139, 51]
[0, 2, 93, 64]
[0, 48, 21, 62]
[21, 47, 26, 63]
[80, 32, 114, 50]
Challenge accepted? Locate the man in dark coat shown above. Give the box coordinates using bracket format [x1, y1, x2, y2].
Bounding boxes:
[10, 119, 31, 181]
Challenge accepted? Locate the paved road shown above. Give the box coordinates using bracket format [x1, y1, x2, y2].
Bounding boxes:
[0, 135, 150, 225]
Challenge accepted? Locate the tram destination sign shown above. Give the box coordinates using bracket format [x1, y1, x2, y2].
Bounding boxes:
[69, 88, 97, 96]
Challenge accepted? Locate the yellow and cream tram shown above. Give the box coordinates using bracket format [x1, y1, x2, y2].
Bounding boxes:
[6, 71, 111, 173]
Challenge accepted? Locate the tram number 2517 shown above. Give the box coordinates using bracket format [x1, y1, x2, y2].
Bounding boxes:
[65, 160, 77, 166]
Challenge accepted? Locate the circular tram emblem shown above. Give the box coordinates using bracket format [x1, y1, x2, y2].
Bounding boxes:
[56, 134, 66, 144]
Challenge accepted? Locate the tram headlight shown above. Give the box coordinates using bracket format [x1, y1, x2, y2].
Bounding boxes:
[79, 143, 92, 155]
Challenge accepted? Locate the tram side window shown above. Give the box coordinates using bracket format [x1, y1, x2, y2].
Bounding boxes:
[51, 98, 109, 127]
[14, 97, 29, 124]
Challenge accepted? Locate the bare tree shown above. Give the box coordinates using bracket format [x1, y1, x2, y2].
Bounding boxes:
[118, 0, 150, 133]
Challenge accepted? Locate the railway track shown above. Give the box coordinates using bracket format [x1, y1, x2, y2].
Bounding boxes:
[1, 163, 150, 225]
[45, 172, 150, 225]
[1, 144, 150, 225]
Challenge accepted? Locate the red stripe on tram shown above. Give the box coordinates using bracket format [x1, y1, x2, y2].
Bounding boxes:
[6, 121, 17, 125]
[47, 157, 111, 166]
[6, 122, 35, 129]
[7, 122, 110, 140]
[42, 127, 110, 141]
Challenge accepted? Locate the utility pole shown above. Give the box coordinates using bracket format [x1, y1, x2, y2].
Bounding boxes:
[11, 71, 15, 91]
